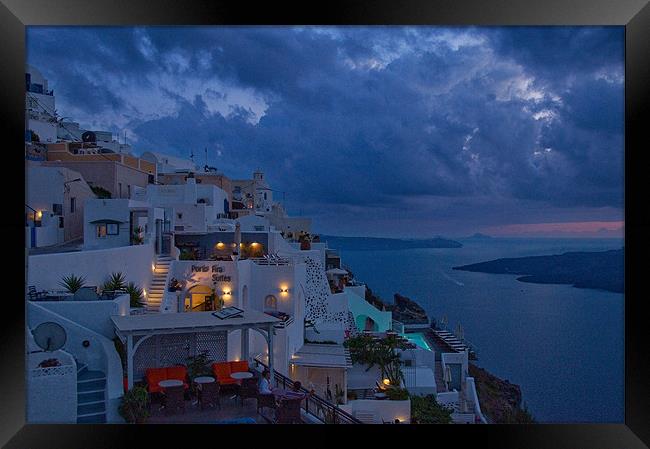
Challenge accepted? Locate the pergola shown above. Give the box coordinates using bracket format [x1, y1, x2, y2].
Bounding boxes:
[112, 310, 281, 389]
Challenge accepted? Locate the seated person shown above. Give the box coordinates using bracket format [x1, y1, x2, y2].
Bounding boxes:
[259, 369, 273, 395]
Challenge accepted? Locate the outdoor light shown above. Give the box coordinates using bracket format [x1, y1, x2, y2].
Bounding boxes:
[36, 210, 43, 220]
[223, 290, 232, 296]
[216, 242, 225, 249]
[383, 378, 391, 386]
[143, 288, 147, 297]
[151, 263, 156, 272]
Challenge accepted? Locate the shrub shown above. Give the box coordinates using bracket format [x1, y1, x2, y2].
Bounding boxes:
[410, 394, 453, 424]
[90, 185, 112, 199]
[59, 274, 86, 293]
[119, 386, 150, 423]
[385, 387, 409, 401]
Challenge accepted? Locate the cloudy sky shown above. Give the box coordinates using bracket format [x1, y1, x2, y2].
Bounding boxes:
[26, 26, 624, 238]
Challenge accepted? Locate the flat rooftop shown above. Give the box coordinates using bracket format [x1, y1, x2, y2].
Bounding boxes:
[112, 310, 280, 335]
[290, 343, 352, 368]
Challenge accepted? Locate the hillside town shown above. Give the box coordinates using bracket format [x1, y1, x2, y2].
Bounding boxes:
[25, 64, 485, 424]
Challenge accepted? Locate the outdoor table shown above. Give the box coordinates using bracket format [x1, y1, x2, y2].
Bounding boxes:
[230, 371, 253, 380]
[158, 379, 184, 389]
[374, 392, 387, 400]
[194, 376, 215, 385]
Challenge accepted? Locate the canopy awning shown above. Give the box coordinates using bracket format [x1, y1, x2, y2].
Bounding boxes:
[89, 219, 126, 224]
[112, 309, 280, 336]
[326, 268, 348, 275]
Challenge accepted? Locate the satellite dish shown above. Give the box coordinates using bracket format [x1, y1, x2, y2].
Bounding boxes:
[33, 322, 67, 352]
[81, 131, 96, 143]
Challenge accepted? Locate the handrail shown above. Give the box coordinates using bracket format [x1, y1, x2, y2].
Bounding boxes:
[253, 358, 363, 424]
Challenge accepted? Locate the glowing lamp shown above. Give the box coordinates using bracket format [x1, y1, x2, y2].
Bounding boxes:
[36, 210, 43, 220]
[216, 242, 225, 249]
[143, 288, 147, 297]
[223, 290, 232, 296]
[383, 379, 391, 386]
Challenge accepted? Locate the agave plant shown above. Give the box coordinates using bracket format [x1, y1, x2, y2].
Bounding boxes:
[103, 272, 128, 292]
[125, 282, 144, 308]
[59, 274, 86, 293]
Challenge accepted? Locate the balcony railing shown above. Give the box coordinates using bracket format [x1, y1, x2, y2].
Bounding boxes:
[253, 358, 363, 424]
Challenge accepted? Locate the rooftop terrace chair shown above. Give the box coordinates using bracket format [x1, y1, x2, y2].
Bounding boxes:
[162, 384, 185, 416]
[239, 377, 259, 406]
[275, 397, 302, 424]
[27, 286, 47, 301]
[257, 392, 277, 415]
[198, 381, 220, 410]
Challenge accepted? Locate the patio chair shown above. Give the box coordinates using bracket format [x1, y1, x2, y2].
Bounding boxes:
[275, 397, 302, 424]
[257, 393, 277, 414]
[239, 377, 259, 406]
[27, 286, 47, 301]
[198, 381, 220, 410]
[162, 385, 185, 415]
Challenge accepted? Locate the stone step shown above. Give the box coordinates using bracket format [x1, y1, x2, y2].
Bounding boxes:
[78, 401, 106, 416]
[77, 379, 106, 393]
[77, 413, 106, 424]
[78, 391, 105, 404]
[78, 370, 106, 382]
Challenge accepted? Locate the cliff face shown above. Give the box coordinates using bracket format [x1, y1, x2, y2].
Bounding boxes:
[469, 363, 534, 423]
[388, 293, 429, 324]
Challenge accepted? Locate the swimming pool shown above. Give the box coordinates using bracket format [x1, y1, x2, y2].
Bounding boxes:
[402, 332, 432, 351]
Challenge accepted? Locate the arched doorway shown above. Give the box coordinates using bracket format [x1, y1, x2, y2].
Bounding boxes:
[185, 284, 213, 312]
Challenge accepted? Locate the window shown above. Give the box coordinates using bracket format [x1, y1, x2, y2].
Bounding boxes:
[177, 212, 183, 220]
[70, 197, 76, 213]
[96, 224, 107, 238]
[264, 295, 277, 311]
[96, 222, 119, 238]
[263, 192, 267, 200]
[52, 203, 63, 215]
[127, 185, 131, 198]
[58, 216, 64, 228]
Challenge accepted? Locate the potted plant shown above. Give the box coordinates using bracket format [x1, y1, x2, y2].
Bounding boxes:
[59, 274, 87, 293]
[102, 272, 128, 293]
[38, 358, 61, 368]
[118, 385, 150, 424]
[125, 282, 145, 308]
[185, 351, 212, 394]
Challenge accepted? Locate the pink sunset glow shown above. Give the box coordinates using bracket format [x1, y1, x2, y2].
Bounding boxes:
[482, 221, 625, 238]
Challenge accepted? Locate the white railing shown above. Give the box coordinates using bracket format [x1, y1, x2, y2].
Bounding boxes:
[30, 364, 75, 378]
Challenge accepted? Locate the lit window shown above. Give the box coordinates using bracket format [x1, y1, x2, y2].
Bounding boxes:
[96, 224, 107, 238]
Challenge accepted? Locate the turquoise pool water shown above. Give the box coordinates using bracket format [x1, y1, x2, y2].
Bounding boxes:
[402, 333, 431, 351]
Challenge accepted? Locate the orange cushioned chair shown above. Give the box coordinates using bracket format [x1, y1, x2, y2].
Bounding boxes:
[145, 368, 168, 394]
[229, 360, 249, 374]
[212, 362, 237, 385]
[166, 366, 190, 390]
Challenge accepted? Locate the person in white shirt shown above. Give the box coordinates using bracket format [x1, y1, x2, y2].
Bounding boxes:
[259, 369, 273, 395]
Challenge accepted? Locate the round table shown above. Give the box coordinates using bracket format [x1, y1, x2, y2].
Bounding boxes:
[158, 379, 183, 388]
[193, 376, 215, 384]
[230, 371, 253, 380]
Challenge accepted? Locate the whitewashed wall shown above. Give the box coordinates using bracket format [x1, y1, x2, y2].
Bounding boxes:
[340, 399, 411, 424]
[27, 242, 155, 292]
[36, 295, 129, 339]
[27, 349, 77, 423]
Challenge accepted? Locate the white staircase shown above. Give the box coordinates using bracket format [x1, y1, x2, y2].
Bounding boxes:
[145, 255, 172, 312]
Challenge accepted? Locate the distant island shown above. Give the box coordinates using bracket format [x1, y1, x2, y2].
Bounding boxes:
[320, 235, 462, 251]
[453, 248, 624, 293]
[463, 233, 494, 240]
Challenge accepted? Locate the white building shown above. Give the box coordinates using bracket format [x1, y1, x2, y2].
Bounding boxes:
[131, 175, 228, 233]
[25, 65, 58, 144]
[26, 163, 96, 248]
[140, 151, 199, 177]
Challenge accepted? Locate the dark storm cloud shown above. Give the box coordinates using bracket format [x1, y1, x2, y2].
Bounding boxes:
[26, 26, 624, 235]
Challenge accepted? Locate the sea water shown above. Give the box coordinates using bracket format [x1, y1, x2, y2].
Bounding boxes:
[335, 237, 624, 423]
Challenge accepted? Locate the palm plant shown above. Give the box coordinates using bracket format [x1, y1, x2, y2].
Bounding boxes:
[125, 282, 144, 308]
[103, 272, 128, 292]
[59, 274, 86, 293]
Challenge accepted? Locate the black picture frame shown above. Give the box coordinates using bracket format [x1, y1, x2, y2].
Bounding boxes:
[3, 0, 648, 447]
